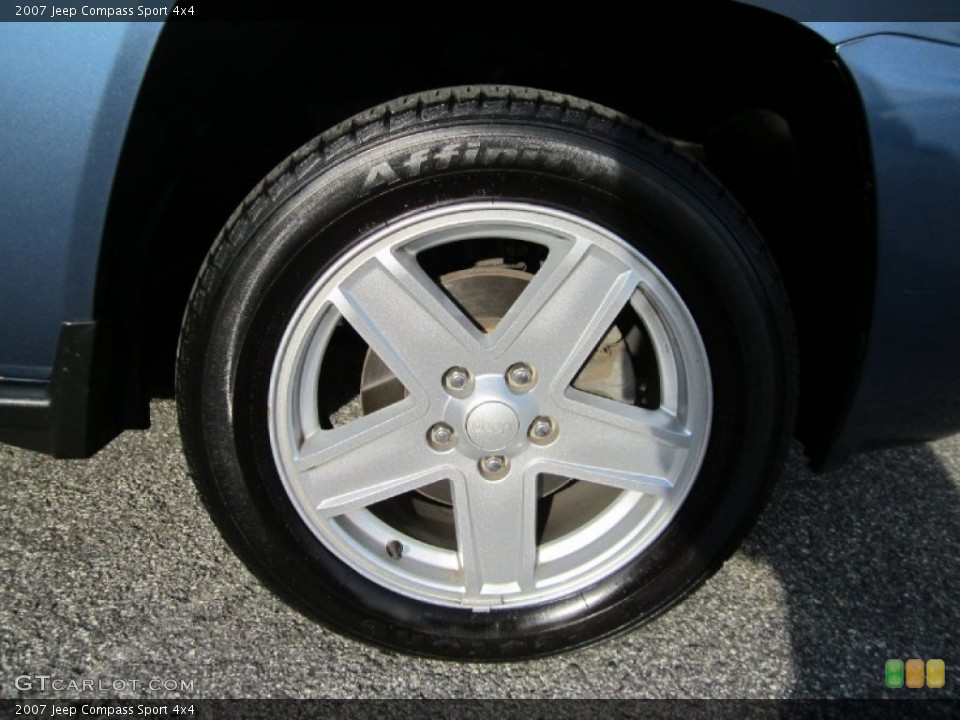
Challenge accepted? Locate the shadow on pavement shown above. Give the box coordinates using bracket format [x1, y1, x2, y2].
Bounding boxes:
[742, 441, 959, 698]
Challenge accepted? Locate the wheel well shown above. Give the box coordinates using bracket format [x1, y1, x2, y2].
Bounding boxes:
[97, 11, 873, 464]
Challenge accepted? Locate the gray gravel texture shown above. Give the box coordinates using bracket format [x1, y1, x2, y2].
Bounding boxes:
[0, 400, 957, 699]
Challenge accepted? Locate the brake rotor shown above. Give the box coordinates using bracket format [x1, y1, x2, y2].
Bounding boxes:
[360, 262, 637, 505]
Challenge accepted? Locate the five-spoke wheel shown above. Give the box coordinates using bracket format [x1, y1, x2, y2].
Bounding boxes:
[177, 86, 795, 659]
[269, 203, 711, 608]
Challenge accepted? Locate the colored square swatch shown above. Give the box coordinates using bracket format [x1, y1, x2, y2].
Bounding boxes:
[927, 659, 945, 689]
[906, 658, 925, 688]
[885, 659, 904, 688]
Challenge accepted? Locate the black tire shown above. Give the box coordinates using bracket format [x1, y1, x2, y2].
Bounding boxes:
[177, 86, 797, 660]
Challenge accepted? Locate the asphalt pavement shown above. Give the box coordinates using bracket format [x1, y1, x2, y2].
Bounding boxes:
[1, 400, 957, 699]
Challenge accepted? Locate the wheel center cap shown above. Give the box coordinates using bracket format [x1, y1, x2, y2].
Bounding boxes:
[465, 402, 520, 451]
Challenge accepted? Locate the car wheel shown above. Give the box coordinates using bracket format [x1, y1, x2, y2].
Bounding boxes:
[177, 86, 796, 660]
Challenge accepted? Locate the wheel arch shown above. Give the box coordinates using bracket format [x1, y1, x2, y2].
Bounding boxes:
[96, 10, 874, 466]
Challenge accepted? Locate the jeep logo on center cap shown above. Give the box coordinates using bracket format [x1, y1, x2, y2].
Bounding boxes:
[466, 402, 520, 451]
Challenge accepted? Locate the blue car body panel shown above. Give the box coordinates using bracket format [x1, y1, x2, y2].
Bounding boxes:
[803, 22, 960, 46]
[0, 22, 163, 380]
[827, 34, 960, 455]
[0, 13, 958, 462]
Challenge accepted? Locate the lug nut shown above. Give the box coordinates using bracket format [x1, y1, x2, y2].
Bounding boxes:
[443, 366, 474, 397]
[484, 457, 504, 471]
[506, 362, 536, 392]
[427, 422, 457, 451]
[529, 416, 558, 445]
[479, 455, 510, 481]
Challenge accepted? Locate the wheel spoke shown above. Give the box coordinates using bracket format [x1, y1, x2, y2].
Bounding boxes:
[452, 473, 538, 598]
[296, 418, 458, 517]
[331, 251, 483, 396]
[491, 239, 638, 388]
[534, 391, 693, 495]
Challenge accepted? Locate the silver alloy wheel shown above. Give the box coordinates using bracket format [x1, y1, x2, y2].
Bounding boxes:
[268, 202, 712, 609]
